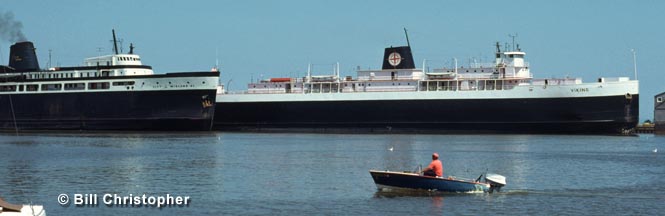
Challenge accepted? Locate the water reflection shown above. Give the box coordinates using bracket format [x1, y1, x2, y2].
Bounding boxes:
[372, 191, 445, 214]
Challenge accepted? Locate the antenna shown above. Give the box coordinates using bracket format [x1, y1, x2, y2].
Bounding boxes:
[307, 63, 311, 83]
[336, 62, 340, 79]
[403, 28, 411, 47]
[118, 39, 124, 53]
[631, 49, 638, 80]
[112, 29, 119, 55]
[129, 43, 135, 54]
[495, 42, 501, 53]
[508, 33, 518, 51]
[47, 49, 52, 68]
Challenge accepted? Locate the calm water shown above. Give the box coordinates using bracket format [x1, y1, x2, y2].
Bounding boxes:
[0, 132, 663, 215]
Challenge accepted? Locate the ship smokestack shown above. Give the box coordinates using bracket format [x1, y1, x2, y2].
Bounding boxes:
[382, 46, 415, 70]
[9, 41, 40, 72]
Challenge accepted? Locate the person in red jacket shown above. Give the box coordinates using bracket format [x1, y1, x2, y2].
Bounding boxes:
[422, 152, 443, 177]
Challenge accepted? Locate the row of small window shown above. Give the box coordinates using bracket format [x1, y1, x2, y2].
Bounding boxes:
[118, 57, 140, 61]
[30, 71, 110, 79]
[31, 73, 76, 79]
[0, 81, 135, 92]
[445, 70, 491, 73]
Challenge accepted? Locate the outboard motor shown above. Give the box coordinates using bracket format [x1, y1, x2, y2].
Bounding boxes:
[485, 173, 506, 193]
[9, 41, 40, 72]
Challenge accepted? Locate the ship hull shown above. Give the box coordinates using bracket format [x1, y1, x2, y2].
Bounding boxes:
[213, 94, 638, 134]
[0, 90, 216, 131]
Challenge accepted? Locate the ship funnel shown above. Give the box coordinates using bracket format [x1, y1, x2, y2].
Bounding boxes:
[381, 46, 415, 70]
[9, 41, 40, 72]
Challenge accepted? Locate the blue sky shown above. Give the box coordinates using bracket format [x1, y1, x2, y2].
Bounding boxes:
[3, 0, 664, 121]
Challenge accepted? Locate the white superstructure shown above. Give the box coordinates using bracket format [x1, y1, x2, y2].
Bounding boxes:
[218, 44, 638, 102]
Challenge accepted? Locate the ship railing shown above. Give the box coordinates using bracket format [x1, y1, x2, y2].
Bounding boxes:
[225, 90, 249, 94]
[530, 78, 581, 86]
[230, 79, 522, 94]
[469, 62, 497, 68]
[417, 80, 517, 92]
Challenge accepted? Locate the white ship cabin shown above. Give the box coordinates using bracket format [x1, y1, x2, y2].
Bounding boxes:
[240, 45, 599, 95]
[16, 53, 155, 81]
[85, 54, 145, 68]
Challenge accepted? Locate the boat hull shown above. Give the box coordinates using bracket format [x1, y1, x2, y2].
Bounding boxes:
[369, 170, 489, 193]
[213, 94, 639, 134]
[0, 89, 216, 131]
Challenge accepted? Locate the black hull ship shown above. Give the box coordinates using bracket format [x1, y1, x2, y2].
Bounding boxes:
[215, 95, 637, 134]
[0, 31, 218, 131]
[214, 37, 639, 134]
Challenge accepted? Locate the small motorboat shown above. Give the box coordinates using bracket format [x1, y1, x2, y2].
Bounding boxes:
[369, 170, 506, 193]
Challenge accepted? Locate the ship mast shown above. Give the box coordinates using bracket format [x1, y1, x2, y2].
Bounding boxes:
[403, 28, 411, 47]
[631, 49, 638, 80]
[112, 29, 119, 55]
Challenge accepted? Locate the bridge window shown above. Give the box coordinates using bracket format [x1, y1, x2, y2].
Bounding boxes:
[658, 97, 663, 103]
